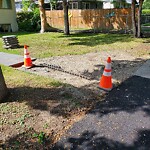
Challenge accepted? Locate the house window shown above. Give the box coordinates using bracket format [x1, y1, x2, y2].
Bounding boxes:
[72, 2, 78, 9]
[69, 2, 78, 9]
[82, 2, 90, 9]
[0, 0, 12, 9]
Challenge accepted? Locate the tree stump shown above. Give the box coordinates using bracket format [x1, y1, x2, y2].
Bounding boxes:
[0, 66, 8, 101]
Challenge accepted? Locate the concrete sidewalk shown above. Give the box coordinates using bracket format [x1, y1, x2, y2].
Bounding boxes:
[0, 52, 24, 67]
[52, 60, 150, 150]
[134, 59, 150, 79]
[0, 52, 36, 67]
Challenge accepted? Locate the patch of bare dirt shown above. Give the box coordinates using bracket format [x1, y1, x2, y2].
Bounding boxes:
[22, 49, 147, 87]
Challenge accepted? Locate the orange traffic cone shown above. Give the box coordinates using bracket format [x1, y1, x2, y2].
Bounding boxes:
[23, 45, 33, 69]
[99, 57, 112, 91]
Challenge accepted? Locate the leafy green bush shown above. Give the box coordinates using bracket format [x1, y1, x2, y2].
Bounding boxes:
[142, 9, 150, 15]
[17, 9, 40, 32]
[142, 0, 150, 9]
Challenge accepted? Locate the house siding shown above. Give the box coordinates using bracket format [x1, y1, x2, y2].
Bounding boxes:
[0, 0, 18, 32]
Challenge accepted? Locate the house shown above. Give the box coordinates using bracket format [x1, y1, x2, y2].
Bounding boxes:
[68, 0, 103, 10]
[68, 0, 131, 10]
[15, 0, 132, 12]
[0, 0, 18, 32]
[51, 0, 103, 10]
[50, 0, 132, 10]
[107, 0, 132, 9]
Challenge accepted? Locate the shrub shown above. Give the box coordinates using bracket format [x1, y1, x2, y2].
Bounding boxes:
[17, 9, 40, 32]
[142, 9, 150, 15]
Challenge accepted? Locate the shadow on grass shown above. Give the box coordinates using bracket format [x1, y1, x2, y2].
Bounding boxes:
[59, 33, 134, 47]
[52, 129, 150, 149]
[4, 86, 78, 117]
[3, 82, 98, 118]
[0, 32, 38, 38]
[1, 128, 53, 149]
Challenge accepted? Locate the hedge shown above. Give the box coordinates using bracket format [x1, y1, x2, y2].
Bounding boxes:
[17, 10, 40, 32]
[142, 9, 150, 15]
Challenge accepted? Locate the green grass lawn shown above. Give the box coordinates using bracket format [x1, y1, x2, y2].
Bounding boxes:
[1, 65, 62, 89]
[142, 23, 150, 26]
[0, 32, 148, 58]
[142, 23, 150, 33]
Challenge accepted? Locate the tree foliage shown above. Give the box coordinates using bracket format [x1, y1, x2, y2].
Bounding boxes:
[17, 1, 40, 32]
[17, 11, 40, 32]
[22, 0, 31, 11]
[143, 0, 150, 9]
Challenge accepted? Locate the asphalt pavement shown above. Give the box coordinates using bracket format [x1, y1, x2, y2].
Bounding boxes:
[52, 60, 150, 150]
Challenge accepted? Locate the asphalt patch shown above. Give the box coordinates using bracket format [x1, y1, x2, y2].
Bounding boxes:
[52, 76, 150, 150]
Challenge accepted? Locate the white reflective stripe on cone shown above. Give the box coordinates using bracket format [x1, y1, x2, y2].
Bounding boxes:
[24, 49, 28, 54]
[105, 63, 111, 70]
[103, 71, 111, 76]
[24, 55, 30, 58]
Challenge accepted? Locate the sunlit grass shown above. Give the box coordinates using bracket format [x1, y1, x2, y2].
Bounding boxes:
[0, 32, 148, 58]
[1, 65, 63, 88]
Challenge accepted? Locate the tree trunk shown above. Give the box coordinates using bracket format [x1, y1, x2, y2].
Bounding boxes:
[131, 0, 137, 37]
[0, 67, 8, 101]
[39, 0, 47, 33]
[137, 0, 144, 38]
[63, 0, 70, 35]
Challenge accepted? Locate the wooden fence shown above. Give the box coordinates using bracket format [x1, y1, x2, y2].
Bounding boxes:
[45, 8, 133, 31]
